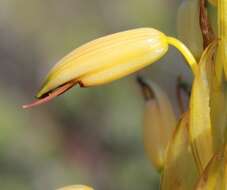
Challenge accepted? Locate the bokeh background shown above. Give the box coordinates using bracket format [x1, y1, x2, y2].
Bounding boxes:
[0, 0, 192, 189]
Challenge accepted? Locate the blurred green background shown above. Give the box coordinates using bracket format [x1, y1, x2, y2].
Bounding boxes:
[0, 0, 192, 189]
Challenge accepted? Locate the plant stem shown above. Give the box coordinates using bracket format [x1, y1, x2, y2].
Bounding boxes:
[167, 37, 198, 75]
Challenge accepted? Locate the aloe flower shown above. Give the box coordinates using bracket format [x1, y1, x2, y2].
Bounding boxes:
[23, 0, 227, 189]
[22, 28, 196, 108]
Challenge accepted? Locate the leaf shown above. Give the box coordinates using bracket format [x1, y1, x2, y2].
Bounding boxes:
[161, 112, 198, 190]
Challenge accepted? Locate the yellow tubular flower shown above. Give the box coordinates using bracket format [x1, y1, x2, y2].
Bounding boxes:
[138, 77, 176, 171]
[57, 185, 94, 190]
[37, 28, 168, 98]
[23, 28, 197, 108]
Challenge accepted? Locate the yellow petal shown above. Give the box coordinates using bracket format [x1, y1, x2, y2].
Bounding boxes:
[206, 42, 227, 150]
[189, 42, 216, 172]
[144, 100, 164, 171]
[210, 83, 227, 149]
[37, 28, 169, 98]
[196, 145, 227, 190]
[177, 0, 203, 59]
[138, 78, 176, 171]
[57, 185, 94, 190]
[200, 41, 227, 151]
[161, 112, 199, 190]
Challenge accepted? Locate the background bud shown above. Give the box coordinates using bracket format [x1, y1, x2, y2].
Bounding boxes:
[138, 78, 176, 171]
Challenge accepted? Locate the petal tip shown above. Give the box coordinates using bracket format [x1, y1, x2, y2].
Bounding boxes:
[22, 82, 76, 109]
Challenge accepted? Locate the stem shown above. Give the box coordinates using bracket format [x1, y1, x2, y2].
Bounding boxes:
[167, 37, 197, 75]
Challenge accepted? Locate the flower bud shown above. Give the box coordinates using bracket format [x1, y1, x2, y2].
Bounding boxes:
[23, 28, 197, 108]
[37, 28, 169, 98]
[138, 77, 176, 171]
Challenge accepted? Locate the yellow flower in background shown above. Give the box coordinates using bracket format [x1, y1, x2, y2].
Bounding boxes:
[137, 77, 176, 172]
